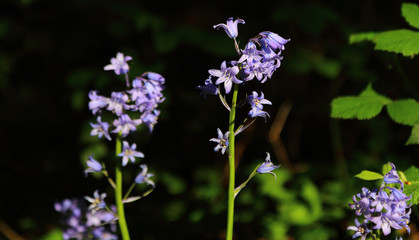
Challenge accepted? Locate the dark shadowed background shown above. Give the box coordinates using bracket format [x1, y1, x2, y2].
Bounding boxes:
[1, 0, 418, 239]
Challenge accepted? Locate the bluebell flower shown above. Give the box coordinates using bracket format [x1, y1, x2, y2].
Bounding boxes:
[349, 187, 377, 219]
[383, 162, 403, 186]
[85, 190, 107, 214]
[347, 218, 371, 240]
[257, 31, 290, 54]
[210, 128, 230, 154]
[209, 61, 242, 94]
[141, 110, 160, 132]
[370, 210, 404, 236]
[118, 141, 144, 166]
[257, 152, 280, 179]
[90, 116, 112, 141]
[112, 114, 142, 137]
[85, 155, 102, 176]
[247, 91, 272, 119]
[88, 90, 108, 115]
[197, 77, 219, 98]
[104, 52, 132, 75]
[106, 92, 130, 116]
[135, 164, 155, 187]
[213, 17, 245, 39]
[55, 198, 117, 240]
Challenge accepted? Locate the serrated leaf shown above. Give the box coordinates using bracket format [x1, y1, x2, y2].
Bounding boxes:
[402, 3, 419, 29]
[350, 29, 419, 57]
[331, 84, 392, 119]
[355, 170, 383, 181]
[403, 166, 419, 204]
[386, 99, 419, 126]
[406, 125, 419, 145]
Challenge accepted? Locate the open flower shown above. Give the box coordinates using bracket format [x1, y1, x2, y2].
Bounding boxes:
[135, 164, 155, 187]
[84, 190, 107, 214]
[347, 218, 371, 240]
[213, 17, 245, 39]
[90, 116, 111, 141]
[257, 152, 280, 179]
[209, 61, 242, 94]
[210, 128, 230, 154]
[112, 114, 142, 137]
[118, 141, 144, 166]
[104, 52, 132, 75]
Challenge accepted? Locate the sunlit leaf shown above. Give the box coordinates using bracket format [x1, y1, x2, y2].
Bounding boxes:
[402, 3, 419, 29]
[331, 84, 392, 119]
[386, 99, 419, 126]
[350, 29, 419, 57]
[355, 170, 383, 181]
[403, 166, 419, 205]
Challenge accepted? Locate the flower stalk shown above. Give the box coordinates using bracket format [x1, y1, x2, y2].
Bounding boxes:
[226, 83, 239, 240]
[115, 134, 130, 240]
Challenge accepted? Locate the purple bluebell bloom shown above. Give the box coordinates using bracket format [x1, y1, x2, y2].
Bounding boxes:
[118, 141, 145, 166]
[247, 91, 272, 119]
[104, 52, 132, 75]
[257, 152, 280, 179]
[55, 198, 117, 240]
[135, 164, 155, 187]
[213, 17, 245, 39]
[90, 116, 112, 141]
[197, 77, 219, 98]
[257, 31, 290, 53]
[210, 128, 230, 154]
[84, 190, 107, 214]
[383, 162, 403, 186]
[106, 92, 130, 116]
[141, 110, 160, 132]
[349, 187, 377, 219]
[112, 114, 142, 137]
[347, 218, 371, 240]
[85, 155, 102, 176]
[348, 162, 412, 238]
[209, 61, 242, 94]
[88, 90, 108, 115]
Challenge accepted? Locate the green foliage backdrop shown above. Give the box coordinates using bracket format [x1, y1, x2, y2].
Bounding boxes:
[0, 0, 418, 239]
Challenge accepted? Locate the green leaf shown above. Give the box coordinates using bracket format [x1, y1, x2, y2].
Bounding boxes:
[331, 84, 392, 119]
[386, 99, 419, 126]
[350, 29, 419, 57]
[402, 3, 419, 29]
[403, 166, 419, 205]
[382, 163, 392, 175]
[406, 125, 419, 145]
[355, 170, 383, 181]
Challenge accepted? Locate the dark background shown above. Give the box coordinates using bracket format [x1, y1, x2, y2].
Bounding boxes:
[1, 0, 418, 239]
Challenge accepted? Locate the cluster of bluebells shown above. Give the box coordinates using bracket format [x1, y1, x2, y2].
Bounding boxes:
[348, 162, 411, 239]
[54, 197, 118, 240]
[56, 53, 161, 239]
[198, 17, 289, 155]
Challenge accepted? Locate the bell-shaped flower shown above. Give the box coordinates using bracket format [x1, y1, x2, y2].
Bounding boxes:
[112, 114, 142, 137]
[197, 77, 219, 98]
[84, 190, 107, 214]
[347, 218, 371, 240]
[209, 61, 242, 94]
[210, 128, 230, 154]
[118, 141, 144, 166]
[257, 152, 280, 179]
[90, 116, 111, 141]
[84, 155, 102, 176]
[213, 17, 245, 39]
[103, 52, 132, 75]
[135, 164, 155, 187]
[88, 90, 108, 115]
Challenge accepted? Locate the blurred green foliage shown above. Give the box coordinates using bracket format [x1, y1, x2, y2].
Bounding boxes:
[0, 0, 418, 240]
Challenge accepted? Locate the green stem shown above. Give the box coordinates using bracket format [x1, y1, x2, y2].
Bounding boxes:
[226, 84, 239, 240]
[115, 135, 130, 240]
